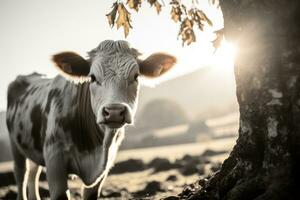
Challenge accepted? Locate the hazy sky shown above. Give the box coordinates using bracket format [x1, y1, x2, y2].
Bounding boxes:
[0, 0, 225, 110]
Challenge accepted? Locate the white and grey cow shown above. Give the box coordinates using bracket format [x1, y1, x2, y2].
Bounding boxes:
[6, 40, 176, 200]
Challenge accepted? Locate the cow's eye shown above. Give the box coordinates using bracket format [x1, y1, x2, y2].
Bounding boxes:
[90, 74, 102, 85]
[90, 74, 96, 82]
[134, 73, 139, 82]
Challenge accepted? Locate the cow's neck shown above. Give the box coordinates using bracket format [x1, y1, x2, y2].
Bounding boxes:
[72, 82, 104, 152]
[72, 82, 124, 185]
[72, 83, 124, 185]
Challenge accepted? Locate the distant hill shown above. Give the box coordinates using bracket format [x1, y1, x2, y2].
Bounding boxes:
[135, 66, 238, 123]
[123, 66, 238, 148]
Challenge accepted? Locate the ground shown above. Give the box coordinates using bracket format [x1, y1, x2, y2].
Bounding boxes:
[0, 137, 235, 200]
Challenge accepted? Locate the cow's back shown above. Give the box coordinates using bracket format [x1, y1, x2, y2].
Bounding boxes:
[7, 73, 49, 107]
[6, 72, 52, 164]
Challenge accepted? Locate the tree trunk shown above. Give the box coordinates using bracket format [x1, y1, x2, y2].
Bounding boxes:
[167, 1, 300, 199]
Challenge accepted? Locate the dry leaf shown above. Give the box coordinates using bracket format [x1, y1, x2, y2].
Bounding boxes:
[106, 0, 213, 42]
[189, 9, 205, 31]
[116, 3, 132, 37]
[196, 10, 213, 26]
[148, 0, 156, 6]
[183, 17, 193, 29]
[178, 18, 195, 46]
[148, 0, 162, 14]
[213, 29, 224, 50]
[106, 2, 118, 27]
[171, 6, 182, 22]
[127, 0, 142, 12]
[181, 4, 187, 15]
[155, 1, 162, 14]
[123, 21, 131, 37]
[183, 29, 196, 45]
[170, 0, 179, 5]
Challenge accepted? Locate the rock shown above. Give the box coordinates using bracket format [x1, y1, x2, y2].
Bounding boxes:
[179, 163, 198, 176]
[3, 189, 17, 200]
[133, 180, 165, 197]
[197, 165, 205, 175]
[201, 149, 227, 157]
[198, 178, 208, 187]
[110, 159, 146, 174]
[175, 154, 209, 168]
[181, 154, 194, 162]
[71, 189, 82, 198]
[163, 196, 180, 200]
[173, 154, 207, 176]
[179, 184, 198, 199]
[0, 170, 46, 187]
[101, 190, 122, 198]
[166, 174, 178, 182]
[180, 163, 205, 176]
[39, 186, 50, 197]
[148, 158, 180, 173]
[0, 171, 15, 187]
[40, 171, 47, 181]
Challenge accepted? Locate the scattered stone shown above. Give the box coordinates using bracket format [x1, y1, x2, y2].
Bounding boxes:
[181, 154, 193, 162]
[110, 159, 146, 174]
[133, 180, 165, 197]
[40, 171, 47, 181]
[3, 189, 17, 200]
[148, 157, 169, 168]
[101, 189, 122, 198]
[175, 154, 209, 167]
[0, 171, 15, 187]
[179, 184, 199, 199]
[198, 178, 208, 187]
[197, 165, 205, 175]
[72, 190, 82, 198]
[0, 170, 47, 187]
[163, 196, 180, 200]
[179, 162, 199, 176]
[39, 186, 50, 197]
[148, 158, 179, 173]
[166, 174, 178, 182]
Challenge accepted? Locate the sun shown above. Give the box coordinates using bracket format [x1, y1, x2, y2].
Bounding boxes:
[213, 39, 237, 71]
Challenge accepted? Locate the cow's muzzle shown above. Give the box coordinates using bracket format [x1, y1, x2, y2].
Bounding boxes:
[98, 103, 132, 128]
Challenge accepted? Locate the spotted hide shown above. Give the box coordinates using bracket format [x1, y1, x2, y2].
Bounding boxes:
[6, 40, 176, 200]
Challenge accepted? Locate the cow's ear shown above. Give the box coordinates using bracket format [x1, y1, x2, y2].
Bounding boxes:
[138, 53, 177, 78]
[52, 52, 90, 77]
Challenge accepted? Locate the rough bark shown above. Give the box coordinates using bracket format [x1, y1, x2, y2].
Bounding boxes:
[166, 1, 300, 200]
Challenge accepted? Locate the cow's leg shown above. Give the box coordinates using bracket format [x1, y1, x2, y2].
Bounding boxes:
[26, 160, 42, 200]
[44, 150, 70, 200]
[10, 140, 26, 200]
[82, 175, 107, 200]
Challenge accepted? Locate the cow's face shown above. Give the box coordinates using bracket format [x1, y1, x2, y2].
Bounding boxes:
[52, 40, 176, 129]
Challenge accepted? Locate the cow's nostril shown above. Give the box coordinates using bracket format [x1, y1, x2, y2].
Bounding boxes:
[103, 107, 110, 118]
[120, 108, 126, 117]
[101, 104, 131, 125]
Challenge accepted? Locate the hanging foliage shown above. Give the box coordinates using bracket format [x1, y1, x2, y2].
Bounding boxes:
[213, 28, 224, 50]
[106, 2, 132, 37]
[106, 0, 219, 46]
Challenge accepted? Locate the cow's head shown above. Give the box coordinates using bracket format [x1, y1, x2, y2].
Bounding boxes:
[52, 40, 176, 129]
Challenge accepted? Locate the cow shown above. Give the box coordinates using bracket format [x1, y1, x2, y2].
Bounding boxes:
[6, 40, 176, 200]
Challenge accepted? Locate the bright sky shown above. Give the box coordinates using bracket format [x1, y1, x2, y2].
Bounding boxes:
[0, 0, 234, 110]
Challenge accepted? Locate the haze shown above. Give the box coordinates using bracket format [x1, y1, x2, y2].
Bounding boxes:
[0, 0, 226, 110]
